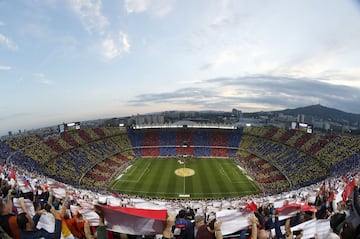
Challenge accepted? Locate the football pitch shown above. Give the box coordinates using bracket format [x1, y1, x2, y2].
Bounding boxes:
[109, 157, 261, 199]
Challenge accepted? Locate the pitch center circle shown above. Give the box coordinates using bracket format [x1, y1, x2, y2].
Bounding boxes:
[175, 168, 195, 177]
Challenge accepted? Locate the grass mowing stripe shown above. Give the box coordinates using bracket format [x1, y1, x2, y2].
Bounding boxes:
[205, 159, 222, 195]
[202, 158, 223, 197]
[147, 158, 165, 196]
[214, 160, 236, 195]
[215, 160, 233, 196]
[166, 159, 177, 197]
[191, 159, 205, 198]
[185, 168, 194, 196]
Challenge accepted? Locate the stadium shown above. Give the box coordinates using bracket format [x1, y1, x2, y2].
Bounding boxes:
[3, 0, 360, 237]
[1, 121, 360, 238]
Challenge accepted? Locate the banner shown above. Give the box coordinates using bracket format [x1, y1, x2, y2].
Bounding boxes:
[98, 205, 167, 235]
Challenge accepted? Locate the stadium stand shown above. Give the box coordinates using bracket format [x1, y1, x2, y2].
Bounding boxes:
[176, 130, 194, 156]
[0, 141, 13, 164]
[141, 131, 160, 156]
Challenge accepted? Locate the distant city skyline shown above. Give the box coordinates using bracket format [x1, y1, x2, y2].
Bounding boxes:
[1, 0, 360, 136]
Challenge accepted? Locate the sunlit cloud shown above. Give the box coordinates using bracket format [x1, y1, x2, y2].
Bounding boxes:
[124, 0, 174, 17]
[0, 33, 18, 50]
[120, 32, 130, 53]
[38, 79, 55, 85]
[102, 37, 118, 60]
[0, 65, 11, 71]
[70, 0, 109, 34]
[210, 15, 231, 28]
[129, 75, 360, 114]
[33, 73, 45, 78]
[124, 0, 149, 13]
[32, 73, 55, 85]
[101, 32, 130, 60]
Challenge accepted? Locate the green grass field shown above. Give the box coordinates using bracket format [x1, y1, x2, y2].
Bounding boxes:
[109, 157, 261, 199]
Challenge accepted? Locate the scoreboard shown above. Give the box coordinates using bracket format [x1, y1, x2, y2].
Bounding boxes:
[58, 122, 81, 133]
[291, 122, 313, 133]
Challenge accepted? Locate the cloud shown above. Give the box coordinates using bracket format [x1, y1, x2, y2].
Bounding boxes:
[33, 73, 45, 78]
[33, 0, 57, 8]
[124, 0, 174, 17]
[38, 79, 54, 85]
[128, 87, 221, 108]
[0, 33, 18, 50]
[70, 0, 109, 34]
[0, 65, 11, 71]
[33, 73, 54, 85]
[101, 32, 130, 60]
[124, 0, 149, 13]
[69, 0, 131, 60]
[210, 15, 232, 28]
[102, 37, 118, 60]
[199, 63, 213, 71]
[120, 32, 130, 52]
[128, 75, 360, 114]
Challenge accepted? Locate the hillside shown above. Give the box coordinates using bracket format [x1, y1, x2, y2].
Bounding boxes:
[273, 104, 360, 123]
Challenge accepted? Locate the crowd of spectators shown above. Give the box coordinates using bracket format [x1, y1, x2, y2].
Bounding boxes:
[314, 134, 360, 168]
[243, 126, 360, 177]
[238, 134, 328, 188]
[128, 128, 244, 158]
[1, 162, 360, 239]
[2, 128, 132, 187]
[0, 141, 13, 164]
[234, 152, 290, 193]
[81, 154, 134, 190]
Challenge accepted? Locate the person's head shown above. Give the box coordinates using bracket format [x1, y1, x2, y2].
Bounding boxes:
[63, 211, 71, 220]
[17, 212, 34, 231]
[43, 203, 52, 212]
[178, 209, 186, 219]
[194, 214, 204, 228]
[337, 201, 346, 211]
[330, 212, 346, 234]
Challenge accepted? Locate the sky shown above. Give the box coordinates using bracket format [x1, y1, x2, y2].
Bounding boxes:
[1, 0, 360, 136]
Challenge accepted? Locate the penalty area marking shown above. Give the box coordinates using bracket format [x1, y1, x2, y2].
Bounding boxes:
[119, 162, 151, 183]
[175, 168, 195, 177]
[219, 166, 251, 184]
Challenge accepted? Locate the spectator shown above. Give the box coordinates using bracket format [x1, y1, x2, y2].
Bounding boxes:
[194, 214, 205, 236]
[16, 203, 62, 239]
[284, 218, 303, 239]
[173, 209, 194, 239]
[0, 188, 21, 239]
[195, 218, 222, 239]
[162, 213, 176, 239]
[76, 213, 86, 239]
[352, 176, 360, 238]
[58, 191, 76, 239]
[84, 205, 107, 239]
